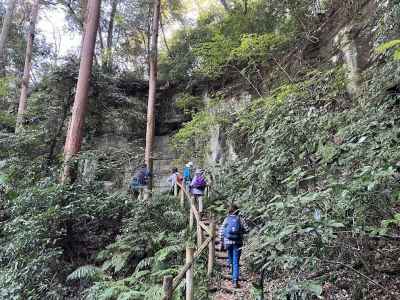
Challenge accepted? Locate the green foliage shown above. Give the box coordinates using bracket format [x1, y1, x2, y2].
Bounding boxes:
[206, 63, 400, 297]
[0, 181, 132, 299]
[192, 33, 236, 77]
[279, 280, 323, 299]
[171, 111, 215, 158]
[79, 194, 189, 300]
[231, 33, 286, 62]
[175, 93, 204, 116]
[67, 265, 108, 282]
[371, 213, 400, 235]
[376, 39, 400, 60]
[192, 31, 286, 78]
[0, 76, 13, 97]
[160, 0, 316, 81]
[0, 111, 15, 130]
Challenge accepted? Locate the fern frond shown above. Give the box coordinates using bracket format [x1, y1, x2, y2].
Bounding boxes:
[376, 39, 400, 53]
[99, 285, 130, 300]
[67, 265, 105, 282]
[150, 268, 179, 280]
[143, 285, 163, 300]
[116, 290, 146, 300]
[135, 257, 155, 273]
[154, 245, 183, 263]
[132, 270, 151, 281]
[111, 252, 130, 272]
[163, 210, 186, 227]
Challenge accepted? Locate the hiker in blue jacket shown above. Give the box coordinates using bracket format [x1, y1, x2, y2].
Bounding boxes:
[183, 161, 193, 191]
[219, 204, 249, 288]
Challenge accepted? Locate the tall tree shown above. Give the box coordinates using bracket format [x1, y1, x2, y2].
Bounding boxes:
[104, 0, 118, 71]
[0, 0, 17, 76]
[62, 0, 101, 184]
[16, 0, 39, 130]
[144, 0, 161, 190]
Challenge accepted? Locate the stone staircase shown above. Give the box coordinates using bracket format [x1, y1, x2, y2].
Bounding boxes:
[153, 135, 179, 192]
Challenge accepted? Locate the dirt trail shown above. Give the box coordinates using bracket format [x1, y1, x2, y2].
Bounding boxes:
[207, 222, 253, 300]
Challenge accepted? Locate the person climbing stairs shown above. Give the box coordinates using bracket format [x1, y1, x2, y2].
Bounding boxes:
[201, 211, 253, 300]
[163, 179, 254, 300]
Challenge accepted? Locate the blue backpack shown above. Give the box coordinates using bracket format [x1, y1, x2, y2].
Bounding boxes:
[183, 166, 192, 181]
[224, 215, 242, 241]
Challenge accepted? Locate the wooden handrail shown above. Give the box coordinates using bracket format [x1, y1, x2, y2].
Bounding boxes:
[190, 202, 211, 235]
[172, 236, 212, 291]
[164, 178, 215, 300]
[176, 182, 211, 235]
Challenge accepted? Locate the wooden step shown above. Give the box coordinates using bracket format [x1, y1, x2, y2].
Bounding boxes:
[216, 253, 228, 259]
[216, 260, 230, 267]
[211, 282, 242, 294]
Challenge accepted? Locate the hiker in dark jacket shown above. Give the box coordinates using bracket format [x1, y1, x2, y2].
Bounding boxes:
[189, 169, 207, 212]
[129, 164, 151, 199]
[219, 204, 249, 288]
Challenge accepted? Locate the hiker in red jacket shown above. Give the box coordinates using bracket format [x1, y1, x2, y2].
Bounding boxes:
[167, 167, 183, 195]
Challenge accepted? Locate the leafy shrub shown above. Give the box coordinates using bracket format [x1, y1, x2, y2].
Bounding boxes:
[199, 64, 400, 297]
[77, 194, 191, 300]
[0, 182, 131, 299]
[175, 93, 204, 116]
[376, 39, 400, 60]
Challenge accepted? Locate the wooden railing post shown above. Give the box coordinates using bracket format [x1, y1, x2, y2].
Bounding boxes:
[186, 247, 194, 300]
[189, 197, 194, 231]
[138, 187, 144, 201]
[143, 186, 150, 201]
[174, 182, 178, 197]
[196, 213, 203, 249]
[163, 275, 173, 300]
[207, 219, 216, 277]
[198, 196, 203, 213]
[180, 187, 185, 207]
[197, 225, 203, 249]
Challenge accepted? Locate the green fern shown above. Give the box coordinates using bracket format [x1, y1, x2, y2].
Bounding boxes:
[99, 285, 131, 300]
[163, 210, 186, 227]
[134, 257, 155, 273]
[154, 244, 183, 262]
[150, 268, 179, 279]
[142, 285, 164, 300]
[67, 265, 106, 282]
[376, 39, 400, 52]
[376, 39, 400, 60]
[117, 290, 146, 300]
[131, 270, 151, 280]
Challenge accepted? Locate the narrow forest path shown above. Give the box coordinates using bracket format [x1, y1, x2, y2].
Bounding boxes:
[163, 180, 255, 299]
[202, 217, 253, 300]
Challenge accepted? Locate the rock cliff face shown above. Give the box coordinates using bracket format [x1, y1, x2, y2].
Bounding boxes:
[81, 80, 185, 191]
[199, 0, 400, 170]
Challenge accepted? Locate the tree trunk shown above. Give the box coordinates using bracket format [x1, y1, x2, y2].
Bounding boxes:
[80, 0, 88, 22]
[0, 0, 17, 76]
[16, 0, 39, 131]
[144, 0, 161, 190]
[104, 0, 118, 72]
[98, 27, 104, 51]
[62, 0, 101, 184]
